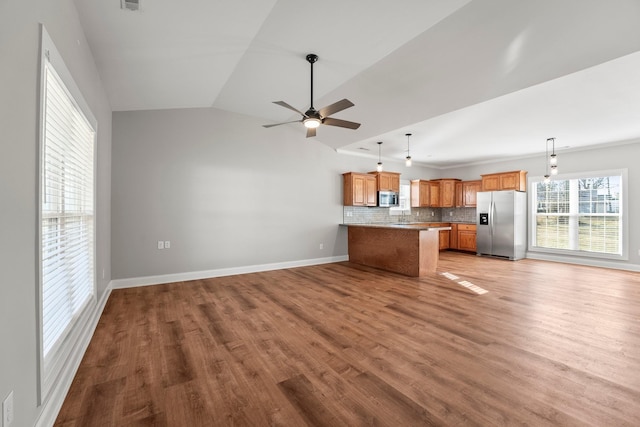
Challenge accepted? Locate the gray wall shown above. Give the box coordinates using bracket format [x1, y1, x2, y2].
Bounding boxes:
[111, 107, 435, 279]
[0, 1, 112, 425]
[113, 106, 640, 279]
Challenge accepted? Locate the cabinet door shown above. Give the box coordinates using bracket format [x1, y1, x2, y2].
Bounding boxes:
[411, 180, 430, 207]
[455, 182, 463, 207]
[463, 180, 481, 207]
[428, 182, 440, 207]
[482, 175, 500, 191]
[352, 175, 366, 205]
[439, 230, 450, 250]
[449, 224, 458, 249]
[440, 180, 456, 207]
[365, 176, 377, 206]
[458, 230, 477, 252]
[378, 173, 392, 191]
[500, 172, 519, 190]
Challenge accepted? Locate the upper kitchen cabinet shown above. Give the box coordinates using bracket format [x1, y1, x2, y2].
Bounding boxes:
[369, 171, 400, 192]
[430, 179, 460, 208]
[481, 171, 527, 192]
[462, 180, 482, 207]
[343, 172, 377, 206]
[410, 180, 430, 207]
[455, 180, 481, 207]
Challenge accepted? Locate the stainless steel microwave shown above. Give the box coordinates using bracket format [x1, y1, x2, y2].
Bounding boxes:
[378, 191, 399, 207]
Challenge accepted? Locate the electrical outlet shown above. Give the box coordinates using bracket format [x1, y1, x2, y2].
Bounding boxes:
[415, 211, 419, 216]
[164, 241, 171, 249]
[450, 211, 453, 216]
[3, 390, 14, 426]
[157, 240, 164, 250]
[431, 211, 435, 217]
[319, 243, 324, 250]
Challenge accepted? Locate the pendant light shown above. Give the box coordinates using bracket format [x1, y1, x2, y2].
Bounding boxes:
[405, 133, 412, 167]
[376, 141, 383, 172]
[548, 137, 558, 175]
[543, 138, 551, 184]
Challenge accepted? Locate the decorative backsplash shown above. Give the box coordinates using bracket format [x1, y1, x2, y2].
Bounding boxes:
[343, 206, 476, 224]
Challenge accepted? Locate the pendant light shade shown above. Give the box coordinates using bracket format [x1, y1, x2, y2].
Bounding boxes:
[405, 133, 412, 167]
[376, 141, 383, 172]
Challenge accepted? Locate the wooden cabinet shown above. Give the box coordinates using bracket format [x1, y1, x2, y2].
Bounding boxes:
[410, 180, 430, 207]
[343, 172, 377, 206]
[428, 181, 440, 207]
[481, 171, 527, 192]
[455, 180, 481, 207]
[439, 230, 450, 250]
[457, 224, 477, 252]
[455, 182, 463, 207]
[449, 223, 458, 248]
[448, 223, 477, 252]
[369, 171, 400, 192]
[462, 180, 482, 207]
[428, 179, 460, 207]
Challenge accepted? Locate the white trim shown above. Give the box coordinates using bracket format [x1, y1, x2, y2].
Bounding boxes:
[35, 282, 113, 427]
[112, 256, 350, 289]
[526, 252, 640, 272]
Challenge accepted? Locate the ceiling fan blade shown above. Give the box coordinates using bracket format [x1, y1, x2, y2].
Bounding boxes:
[273, 101, 307, 117]
[318, 98, 354, 118]
[322, 117, 361, 130]
[306, 127, 317, 138]
[262, 120, 302, 128]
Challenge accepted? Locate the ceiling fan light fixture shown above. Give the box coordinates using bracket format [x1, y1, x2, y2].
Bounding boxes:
[303, 117, 321, 129]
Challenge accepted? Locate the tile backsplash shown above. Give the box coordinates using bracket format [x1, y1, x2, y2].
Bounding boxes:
[343, 206, 476, 224]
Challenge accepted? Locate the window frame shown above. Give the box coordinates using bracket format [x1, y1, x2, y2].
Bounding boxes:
[527, 168, 628, 261]
[37, 25, 98, 404]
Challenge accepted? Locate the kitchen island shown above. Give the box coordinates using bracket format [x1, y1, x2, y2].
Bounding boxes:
[343, 223, 451, 277]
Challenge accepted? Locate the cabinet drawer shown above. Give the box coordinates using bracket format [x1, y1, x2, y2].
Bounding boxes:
[457, 224, 476, 231]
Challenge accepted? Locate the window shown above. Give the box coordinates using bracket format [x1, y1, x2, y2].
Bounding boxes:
[390, 180, 411, 215]
[38, 26, 97, 401]
[530, 170, 626, 259]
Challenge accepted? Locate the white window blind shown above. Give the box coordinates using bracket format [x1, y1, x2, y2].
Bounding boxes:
[41, 59, 96, 365]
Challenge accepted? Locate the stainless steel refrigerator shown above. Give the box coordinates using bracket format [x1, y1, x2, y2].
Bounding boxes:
[476, 190, 527, 260]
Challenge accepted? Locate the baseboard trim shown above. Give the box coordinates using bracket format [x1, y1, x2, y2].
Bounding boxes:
[111, 255, 350, 289]
[526, 252, 640, 272]
[35, 282, 113, 427]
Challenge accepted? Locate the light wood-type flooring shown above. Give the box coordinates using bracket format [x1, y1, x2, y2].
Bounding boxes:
[55, 252, 640, 426]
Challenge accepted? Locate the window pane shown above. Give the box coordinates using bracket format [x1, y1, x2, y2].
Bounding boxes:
[578, 216, 620, 254]
[536, 215, 570, 249]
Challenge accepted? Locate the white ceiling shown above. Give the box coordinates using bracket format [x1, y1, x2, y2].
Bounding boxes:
[74, 0, 640, 168]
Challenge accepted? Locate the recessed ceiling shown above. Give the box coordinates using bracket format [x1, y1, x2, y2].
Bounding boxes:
[74, 0, 640, 168]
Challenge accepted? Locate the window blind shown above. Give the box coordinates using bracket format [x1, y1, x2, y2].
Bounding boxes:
[41, 60, 95, 362]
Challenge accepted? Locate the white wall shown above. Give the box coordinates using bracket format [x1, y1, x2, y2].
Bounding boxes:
[444, 140, 640, 269]
[0, 1, 112, 425]
[111, 107, 434, 280]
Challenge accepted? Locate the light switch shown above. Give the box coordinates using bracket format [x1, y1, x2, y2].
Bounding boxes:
[157, 241, 164, 250]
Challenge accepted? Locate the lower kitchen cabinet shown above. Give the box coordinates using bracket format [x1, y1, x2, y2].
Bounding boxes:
[457, 224, 477, 252]
[439, 230, 450, 250]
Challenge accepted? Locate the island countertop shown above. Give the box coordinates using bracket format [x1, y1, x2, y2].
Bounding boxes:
[341, 222, 452, 231]
[343, 223, 449, 277]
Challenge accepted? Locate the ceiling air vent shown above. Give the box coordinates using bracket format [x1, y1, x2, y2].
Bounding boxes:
[121, 0, 140, 11]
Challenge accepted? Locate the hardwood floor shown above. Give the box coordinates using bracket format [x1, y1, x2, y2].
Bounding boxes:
[55, 252, 640, 426]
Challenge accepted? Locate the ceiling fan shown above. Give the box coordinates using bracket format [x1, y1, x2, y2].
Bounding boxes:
[263, 54, 361, 138]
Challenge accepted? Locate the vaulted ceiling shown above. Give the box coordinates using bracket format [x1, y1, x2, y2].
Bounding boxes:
[74, 0, 640, 168]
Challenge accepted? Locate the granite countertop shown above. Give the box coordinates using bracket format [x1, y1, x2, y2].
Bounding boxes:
[341, 223, 452, 231]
